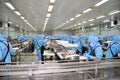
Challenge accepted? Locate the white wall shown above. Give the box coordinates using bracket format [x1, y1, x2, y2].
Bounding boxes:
[101, 28, 120, 36]
[53, 30, 73, 36]
[28, 32, 37, 36]
[0, 1, 33, 38]
[75, 25, 120, 36]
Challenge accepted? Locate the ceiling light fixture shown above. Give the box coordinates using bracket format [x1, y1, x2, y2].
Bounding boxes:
[96, 15, 105, 19]
[63, 23, 66, 25]
[90, 24, 94, 26]
[28, 24, 37, 32]
[54, 23, 64, 30]
[66, 21, 69, 23]
[95, 0, 109, 7]
[103, 20, 110, 23]
[83, 21, 87, 24]
[83, 8, 92, 13]
[43, 18, 49, 32]
[66, 26, 73, 29]
[14, 11, 21, 16]
[26, 22, 29, 24]
[71, 25, 73, 28]
[74, 24, 77, 26]
[70, 18, 75, 21]
[78, 23, 81, 25]
[5, 2, 15, 10]
[48, 5, 54, 12]
[75, 14, 82, 18]
[47, 13, 51, 17]
[50, 0, 56, 3]
[108, 10, 120, 15]
[8, 22, 12, 24]
[20, 16, 25, 20]
[89, 19, 95, 22]
[24, 20, 27, 22]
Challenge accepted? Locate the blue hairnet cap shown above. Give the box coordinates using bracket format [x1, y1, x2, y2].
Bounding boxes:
[89, 33, 95, 36]
[80, 35, 87, 40]
[0, 34, 6, 41]
[71, 36, 79, 42]
[98, 35, 103, 40]
[38, 35, 44, 40]
[88, 35, 98, 43]
[105, 35, 112, 41]
[71, 36, 78, 39]
[63, 34, 67, 36]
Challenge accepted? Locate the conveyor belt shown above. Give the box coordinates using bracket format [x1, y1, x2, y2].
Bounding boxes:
[0, 59, 120, 80]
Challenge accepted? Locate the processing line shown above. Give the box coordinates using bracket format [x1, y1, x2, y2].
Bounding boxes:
[0, 59, 120, 80]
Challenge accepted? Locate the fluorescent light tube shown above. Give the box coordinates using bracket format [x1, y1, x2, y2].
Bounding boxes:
[63, 23, 66, 25]
[20, 16, 25, 20]
[8, 22, 12, 24]
[96, 16, 105, 19]
[109, 10, 120, 15]
[103, 20, 110, 22]
[89, 19, 95, 22]
[24, 20, 27, 22]
[78, 23, 81, 25]
[48, 5, 54, 12]
[83, 8, 92, 13]
[70, 18, 75, 21]
[95, 0, 109, 7]
[71, 26, 73, 28]
[54, 22, 66, 30]
[66, 21, 69, 23]
[46, 18, 49, 20]
[74, 24, 77, 26]
[47, 13, 51, 17]
[28, 24, 37, 32]
[83, 21, 87, 24]
[5, 2, 15, 10]
[14, 11, 21, 16]
[90, 24, 94, 26]
[43, 18, 49, 32]
[50, 0, 56, 3]
[75, 14, 82, 18]
[26, 22, 29, 24]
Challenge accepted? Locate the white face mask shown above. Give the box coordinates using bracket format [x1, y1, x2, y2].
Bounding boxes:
[90, 43, 94, 48]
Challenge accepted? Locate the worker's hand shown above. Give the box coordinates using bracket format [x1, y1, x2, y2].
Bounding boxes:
[118, 53, 120, 57]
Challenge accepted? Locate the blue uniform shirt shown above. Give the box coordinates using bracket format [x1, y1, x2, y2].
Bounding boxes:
[0, 35, 14, 63]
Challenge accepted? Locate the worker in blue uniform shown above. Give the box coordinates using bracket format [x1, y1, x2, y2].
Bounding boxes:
[83, 35, 103, 60]
[98, 35, 104, 46]
[36, 34, 46, 61]
[31, 36, 37, 51]
[104, 36, 120, 77]
[105, 36, 120, 59]
[69, 35, 78, 44]
[0, 35, 14, 64]
[79, 35, 88, 55]
[69, 36, 82, 55]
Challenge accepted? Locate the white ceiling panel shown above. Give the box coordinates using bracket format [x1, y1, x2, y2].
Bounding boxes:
[1, 0, 120, 32]
[10, 0, 49, 32]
